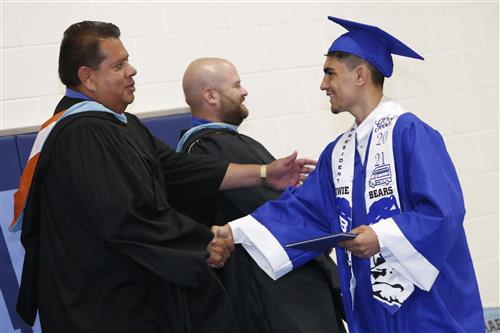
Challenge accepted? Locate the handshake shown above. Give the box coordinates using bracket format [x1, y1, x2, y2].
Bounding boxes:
[206, 225, 234, 268]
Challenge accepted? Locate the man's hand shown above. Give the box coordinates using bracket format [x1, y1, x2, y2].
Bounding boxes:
[207, 225, 235, 268]
[219, 152, 315, 191]
[211, 224, 234, 240]
[267, 151, 316, 190]
[338, 225, 380, 258]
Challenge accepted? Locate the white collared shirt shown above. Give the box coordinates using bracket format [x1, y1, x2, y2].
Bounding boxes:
[354, 96, 388, 165]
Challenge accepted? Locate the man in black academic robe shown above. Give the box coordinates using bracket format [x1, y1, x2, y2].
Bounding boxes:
[177, 57, 346, 333]
[13, 22, 311, 333]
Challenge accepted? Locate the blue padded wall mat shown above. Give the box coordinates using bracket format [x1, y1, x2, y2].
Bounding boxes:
[141, 113, 191, 148]
[15, 133, 36, 172]
[0, 136, 22, 192]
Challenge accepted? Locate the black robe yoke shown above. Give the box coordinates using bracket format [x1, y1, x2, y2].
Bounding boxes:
[17, 100, 236, 333]
[179, 128, 346, 333]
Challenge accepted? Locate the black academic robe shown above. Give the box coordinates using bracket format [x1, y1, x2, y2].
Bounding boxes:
[178, 127, 346, 333]
[17, 97, 237, 333]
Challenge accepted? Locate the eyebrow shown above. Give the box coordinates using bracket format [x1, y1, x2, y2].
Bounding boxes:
[111, 54, 129, 66]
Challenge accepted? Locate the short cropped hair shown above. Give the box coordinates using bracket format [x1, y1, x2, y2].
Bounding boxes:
[58, 21, 120, 87]
[327, 51, 385, 87]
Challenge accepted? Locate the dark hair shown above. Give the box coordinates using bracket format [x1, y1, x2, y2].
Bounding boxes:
[328, 51, 384, 87]
[58, 21, 121, 87]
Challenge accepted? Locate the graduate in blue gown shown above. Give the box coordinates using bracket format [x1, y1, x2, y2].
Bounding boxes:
[213, 16, 485, 333]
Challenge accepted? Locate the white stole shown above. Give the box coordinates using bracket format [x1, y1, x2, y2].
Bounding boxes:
[332, 99, 414, 314]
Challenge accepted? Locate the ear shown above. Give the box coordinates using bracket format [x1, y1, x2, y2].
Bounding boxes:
[77, 66, 97, 92]
[354, 64, 369, 86]
[201, 87, 219, 106]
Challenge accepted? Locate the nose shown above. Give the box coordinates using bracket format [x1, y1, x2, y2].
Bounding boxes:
[320, 75, 328, 91]
[127, 62, 137, 77]
[241, 86, 248, 97]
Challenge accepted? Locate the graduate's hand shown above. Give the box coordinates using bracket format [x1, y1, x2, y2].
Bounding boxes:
[207, 225, 235, 268]
[267, 151, 316, 190]
[338, 225, 380, 258]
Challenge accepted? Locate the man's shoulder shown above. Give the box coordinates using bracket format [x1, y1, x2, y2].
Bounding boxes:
[396, 112, 423, 127]
[184, 126, 278, 163]
[395, 112, 441, 136]
[195, 129, 267, 149]
[191, 127, 237, 140]
[392, 112, 447, 156]
[52, 112, 128, 143]
[183, 127, 237, 151]
[65, 110, 119, 123]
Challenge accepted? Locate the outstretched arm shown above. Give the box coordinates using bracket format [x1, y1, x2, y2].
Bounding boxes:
[219, 151, 316, 190]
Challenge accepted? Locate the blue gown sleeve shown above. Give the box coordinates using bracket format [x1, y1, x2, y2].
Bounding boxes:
[371, 114, 466, 291]
[229, 141, 340, 280]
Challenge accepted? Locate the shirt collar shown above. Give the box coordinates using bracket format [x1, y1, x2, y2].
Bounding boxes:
[355, 96, 388, 144]
[191, 116, 212, 128]
[65, 87, 93, 101]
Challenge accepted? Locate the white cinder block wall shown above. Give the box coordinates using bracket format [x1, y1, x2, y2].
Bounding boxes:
[1, 2, 498, 307]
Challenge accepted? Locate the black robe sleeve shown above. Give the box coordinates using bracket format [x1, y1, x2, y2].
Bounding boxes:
[153, 137, 228, 204]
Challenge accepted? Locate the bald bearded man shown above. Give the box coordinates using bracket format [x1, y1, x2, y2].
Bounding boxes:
[175, 58, 346, 333]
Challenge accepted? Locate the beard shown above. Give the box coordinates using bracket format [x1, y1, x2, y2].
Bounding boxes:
[219, 94, 249, 126]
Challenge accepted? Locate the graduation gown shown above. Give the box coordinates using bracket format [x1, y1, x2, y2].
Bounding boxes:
[228, 109, 484, 332]
[179, 127, 346, 333]
[17, 96, 237, 333]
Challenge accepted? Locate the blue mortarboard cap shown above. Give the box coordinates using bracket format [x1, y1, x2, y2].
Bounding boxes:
[327, 16, 424, 77]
